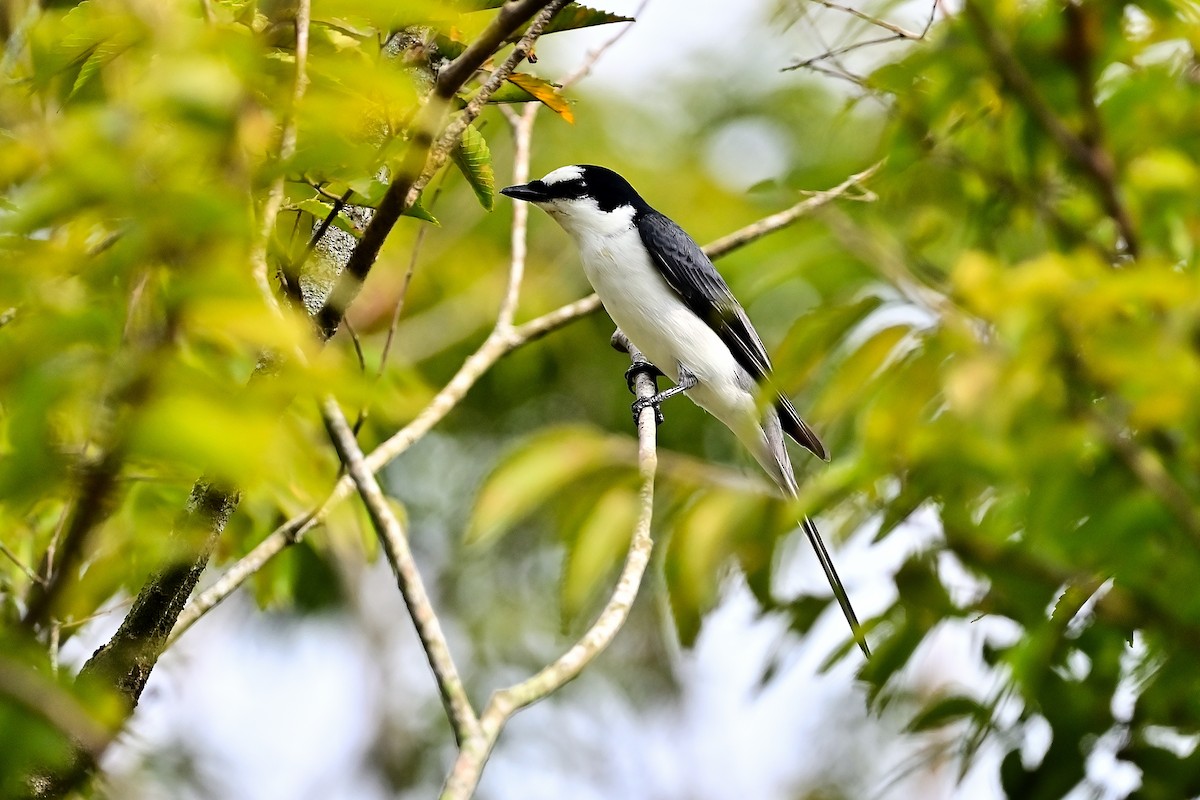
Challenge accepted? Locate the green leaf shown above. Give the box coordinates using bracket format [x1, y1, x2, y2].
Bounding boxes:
[507, 3, 633, 40]
[466, 425, 634, 547]
[451, 122, 495, 211]
[561, 483, 639, 621]
[906, 695, 990, 732]
[294, 197, 364, 237]
[70, 39, 134, 99]
[487, 82, 540, 105]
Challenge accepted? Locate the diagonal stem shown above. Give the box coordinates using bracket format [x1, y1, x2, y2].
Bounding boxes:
[321, 398, 480, 745]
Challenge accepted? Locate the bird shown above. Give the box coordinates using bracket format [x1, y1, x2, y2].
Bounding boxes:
[500, 164, 869, 657]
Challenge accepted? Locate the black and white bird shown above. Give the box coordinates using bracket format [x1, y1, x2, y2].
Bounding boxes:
[500, 165, 868, 657]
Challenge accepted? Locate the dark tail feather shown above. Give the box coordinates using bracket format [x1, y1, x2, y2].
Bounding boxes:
[801, 514, 871, 658]
[777, 396, 828, 462]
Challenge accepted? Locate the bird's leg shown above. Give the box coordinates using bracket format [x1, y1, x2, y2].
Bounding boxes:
[631, 363, 697, 426]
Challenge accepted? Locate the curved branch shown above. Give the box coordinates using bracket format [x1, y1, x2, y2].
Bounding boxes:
[439, 334, 660, 800]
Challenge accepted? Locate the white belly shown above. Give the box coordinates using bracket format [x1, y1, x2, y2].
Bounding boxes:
[576, 235, 758, 434]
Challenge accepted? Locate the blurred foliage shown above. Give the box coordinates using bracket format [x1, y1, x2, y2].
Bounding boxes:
[3, 0, 1200, 797]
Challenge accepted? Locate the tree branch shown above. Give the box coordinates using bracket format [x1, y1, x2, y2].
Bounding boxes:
[320, 398, 480, 745]
[439, 332, 660, 800]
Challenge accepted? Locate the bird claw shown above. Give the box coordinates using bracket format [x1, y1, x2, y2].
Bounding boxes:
[624, 360, 664, 394]
[631, 396, 665, 426]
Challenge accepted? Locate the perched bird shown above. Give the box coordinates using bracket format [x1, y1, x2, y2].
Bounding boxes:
[501, 165, 869, 657]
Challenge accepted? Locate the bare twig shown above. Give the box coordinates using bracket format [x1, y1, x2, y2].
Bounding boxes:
[561, 0, 647, 89]
[377, 173, 450, 376]
[321, 398, 480, 745]
[497, 105, 538, 329]
[251, 0, 311, 310]
[440, 333, 659, 799]
[784, 0, 936, 75]
[23, 446, 126, 630]
[807, 0, 924, 39]
[0, 539, 42, 587]
[704, 160, 881, 258]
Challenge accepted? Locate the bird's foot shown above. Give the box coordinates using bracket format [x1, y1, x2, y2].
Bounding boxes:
[631, 395, 665, 426]
[624, 360, 664, 394]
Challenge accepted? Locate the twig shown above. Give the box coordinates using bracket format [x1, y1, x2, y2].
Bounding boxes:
[251, 0, 311, 311]
[497, 105, 537, 329]
[704, 160, 881, 258]
[806, 0, 924, 39]
[784, 0, 936, 74]
[22, 446, 126, 629]
[439, 333, 659, 799]
[377, 173, 450, 376]
[961, 0, 1139, 258]
[171, 165, 880, 638]
[0, 539, 42, 587]
[321, 398, 480, 745]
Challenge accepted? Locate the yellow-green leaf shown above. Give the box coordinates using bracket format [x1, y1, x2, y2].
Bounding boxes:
[561, 483, 640, 621]
[505, 73, 574, 124]
[466, 425, 634, 547]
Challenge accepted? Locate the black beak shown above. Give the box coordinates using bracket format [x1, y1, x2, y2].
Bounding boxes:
[499, 183, 548, 202]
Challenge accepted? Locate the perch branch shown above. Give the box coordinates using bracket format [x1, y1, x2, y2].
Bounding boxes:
[439, 333, 660, 800]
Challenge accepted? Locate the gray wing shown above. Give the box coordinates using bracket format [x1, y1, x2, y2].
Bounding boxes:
[635, 210, 827, 460]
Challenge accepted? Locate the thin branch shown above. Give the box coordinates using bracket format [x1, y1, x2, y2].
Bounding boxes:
[314, 0, 569, 340]
[961, 0, 1139, 258]
[496, 104, 538, 330]
[784, 0, 936, 76]
[22, 445, 126, 630]
[377, 173, 450, 376]
[806, 0, 924, 39]
[0, 539, 42, 587]
[251, 0, 311, 310]
[704, 160, 881, 258]
[170, 164, 881, 638]
[440, 333, 660, 799]
[321, 398, 480, 745]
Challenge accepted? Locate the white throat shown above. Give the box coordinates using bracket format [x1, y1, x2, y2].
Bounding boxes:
[542, 199, 637, 244]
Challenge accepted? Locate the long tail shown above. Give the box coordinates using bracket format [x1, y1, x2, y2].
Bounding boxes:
[753, 409, 871, 658]
[800, 514, 870, 658]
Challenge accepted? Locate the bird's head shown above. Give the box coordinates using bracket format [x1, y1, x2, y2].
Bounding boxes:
[500, 165, 648, 239]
